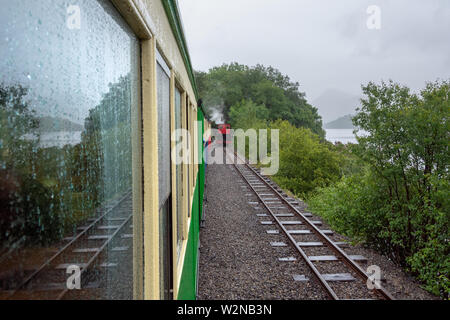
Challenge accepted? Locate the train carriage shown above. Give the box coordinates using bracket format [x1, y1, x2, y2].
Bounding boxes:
[0, 0, 206, 300]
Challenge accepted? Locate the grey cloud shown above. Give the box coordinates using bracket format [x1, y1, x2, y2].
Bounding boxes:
[179, 0, 450, 121]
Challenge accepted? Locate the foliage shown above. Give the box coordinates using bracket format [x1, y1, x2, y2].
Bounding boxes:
[324, 114, 355, 129]
[0, 76, 133, 247]
[269, 120, 341, 198]
[196, 63, 324, 137]
[228, 99, 269, 130]
[308, 171, 387, 243]
[86, 76, 133, 200]
[0, 84, 39, 170]
[309, 80, 449, 298]
[0, 84, 62, 246]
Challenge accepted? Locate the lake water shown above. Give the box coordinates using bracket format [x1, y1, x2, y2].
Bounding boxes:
[39, 131, 82, 148]
[325, 129, 358, 144]
[23, 131, 83, 148]
[30, 130, 359, 147]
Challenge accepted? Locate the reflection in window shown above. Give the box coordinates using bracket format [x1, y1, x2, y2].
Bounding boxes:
[186, 97, 191, 218]
[157, 61, 171, 210]
[156, 58, 172, 300]
[0, 0, 140, 299]
[175, 88, 183, 257]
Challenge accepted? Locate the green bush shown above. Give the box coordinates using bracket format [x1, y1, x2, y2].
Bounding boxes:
[308, 80, 449, 298]
[0, 169, 64, 247]
[309, 171, 449, 298]
[270, 120, 341, 198]
[229, 99, 269, 130]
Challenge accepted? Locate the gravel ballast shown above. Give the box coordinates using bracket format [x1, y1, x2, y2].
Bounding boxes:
[197, 162, 437, 300]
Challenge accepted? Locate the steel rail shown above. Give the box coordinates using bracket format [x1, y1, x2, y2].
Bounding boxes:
[56, 212, 133, 300]
[232, 150, 394, 300]
[232, 160, 338, 300]
[236, 164, 339, 299]
[8, 191, 132, 298]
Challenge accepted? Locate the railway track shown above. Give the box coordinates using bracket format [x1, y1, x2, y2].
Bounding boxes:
[2, 191, 134, 300]
[227, 149, 394, 300]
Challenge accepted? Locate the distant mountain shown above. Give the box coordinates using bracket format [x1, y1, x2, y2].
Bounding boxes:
[38, 116, 84, 133]
[313, 89, 361, 123]
[325, 114, 355, 129]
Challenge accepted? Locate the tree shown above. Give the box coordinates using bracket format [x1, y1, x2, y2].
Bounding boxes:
[309, 80, 449, 297]
[0, 84, 63, 246]
[353, 80, 449, 297]
[270, 120, 341, 197]
[228, 99, 269, 130]
[0, 84, 39, 170]
[195, 63, 325, 137]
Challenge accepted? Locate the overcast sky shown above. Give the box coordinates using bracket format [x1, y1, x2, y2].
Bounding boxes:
[179, 0, 450, 121]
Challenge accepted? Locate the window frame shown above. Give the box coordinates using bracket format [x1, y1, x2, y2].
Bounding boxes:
[111, 0, 148, 301]
[112, 0, 200, 301]
[173, 82, 186, 251]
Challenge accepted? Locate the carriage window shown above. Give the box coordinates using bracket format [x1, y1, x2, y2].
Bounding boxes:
[185, 96, 191, 218]
[175, 87, 184, 257]
[157, 58, 171, 210]
[156, 53, 172, 299]
[0, 0, 140, 299]
[191, 106, 195, 190]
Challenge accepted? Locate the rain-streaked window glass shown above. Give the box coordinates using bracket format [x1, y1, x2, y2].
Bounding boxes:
[190, 106, 195, 190]
[156, 55, 172, 299]
[0, 0, 140, 299]
[175, 87, 183, 257]
[185, 97, 191, 218]
[156, 59, 171, 209]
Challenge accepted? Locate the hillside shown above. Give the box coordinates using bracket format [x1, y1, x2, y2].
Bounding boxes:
[325, 114, 355, 129]
[313, 89, 360, 123]
[38, 116, 84, 132]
